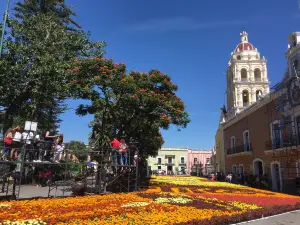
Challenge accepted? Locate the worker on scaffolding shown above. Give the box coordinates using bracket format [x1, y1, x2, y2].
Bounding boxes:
[110, 138, 120, 172]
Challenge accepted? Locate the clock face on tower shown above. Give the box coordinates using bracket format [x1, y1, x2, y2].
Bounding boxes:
[288, 77, 300, 105]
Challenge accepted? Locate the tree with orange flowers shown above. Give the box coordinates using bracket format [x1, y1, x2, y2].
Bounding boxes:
[67, 58, 190, 157]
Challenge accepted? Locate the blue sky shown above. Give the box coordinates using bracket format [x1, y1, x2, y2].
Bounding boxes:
[1, 0, 300, 149]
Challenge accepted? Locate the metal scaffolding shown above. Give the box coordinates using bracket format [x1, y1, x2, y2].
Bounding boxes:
[268, 77, 300, 193]
[0, 140, 140, 200]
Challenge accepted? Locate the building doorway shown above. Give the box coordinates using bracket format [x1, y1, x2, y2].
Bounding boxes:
[253, 159, 263, 176]
[271, 163, 281, 192]
[167, 166, 173, 175]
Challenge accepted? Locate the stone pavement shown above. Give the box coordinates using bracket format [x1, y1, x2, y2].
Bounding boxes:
[236, 210, 300, 225]
[0, 184, 72, 199]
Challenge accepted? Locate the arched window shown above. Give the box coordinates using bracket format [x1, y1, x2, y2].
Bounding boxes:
[256, 90, 262, 100]
[293, 60, 299, 76]
[254, 69, 261, 81]
[237, 55, 241, 60]
[242, 90, 249, 107]
[253, 158, 264, 176]
[232, 165, 237, 174]
[239, 164, 244, 174]
[294, 60, 298, 70]
[241, 69, 247, 81]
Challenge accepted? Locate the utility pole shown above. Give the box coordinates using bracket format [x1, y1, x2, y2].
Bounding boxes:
[0, 0, 10, 58]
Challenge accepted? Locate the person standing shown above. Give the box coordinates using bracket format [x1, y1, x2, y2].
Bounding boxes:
[44, 129, 57, 161]
[110, 138, 120, 168]
[54, 134, 64, 162]
[119, 139, 128, 166]
[3, 128, 13, 161]
[10, 126, 22, 161]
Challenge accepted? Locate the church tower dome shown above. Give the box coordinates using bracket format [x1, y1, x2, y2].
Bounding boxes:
[226, 31, 270, 116]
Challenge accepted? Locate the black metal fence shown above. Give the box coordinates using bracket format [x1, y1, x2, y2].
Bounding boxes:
[0, 141, 140, 201]
[226, 144, 252, 155]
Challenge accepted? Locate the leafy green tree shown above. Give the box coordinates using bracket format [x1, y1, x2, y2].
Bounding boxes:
[0, 0, 105, 133]
[67, 58, 190, 157]
[65, 140, 88, 162]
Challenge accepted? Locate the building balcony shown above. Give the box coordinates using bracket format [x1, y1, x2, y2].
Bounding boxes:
[154, 162, 162, 165]
[265, 136, 299, 151]
[241, 78, 249, 82]
[192, 163, 203, 168]
[165, 162, 175, 165]
[226, 144, 252, 156]
[179, 162, 187, 166]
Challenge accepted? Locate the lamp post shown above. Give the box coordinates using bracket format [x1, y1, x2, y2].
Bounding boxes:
[0, 0, 10, 58]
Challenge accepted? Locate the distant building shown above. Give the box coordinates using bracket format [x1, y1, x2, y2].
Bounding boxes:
[187, 149, 212, 175]
[147, 148, 188, 174]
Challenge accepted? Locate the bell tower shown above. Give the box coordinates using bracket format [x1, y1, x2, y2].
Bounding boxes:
[226, 31, 270, 116]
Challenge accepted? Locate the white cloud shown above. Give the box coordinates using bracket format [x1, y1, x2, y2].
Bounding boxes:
[126, 17, 248, 32]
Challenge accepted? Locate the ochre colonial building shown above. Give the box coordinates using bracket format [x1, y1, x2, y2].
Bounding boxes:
[217, 31, 300, 194]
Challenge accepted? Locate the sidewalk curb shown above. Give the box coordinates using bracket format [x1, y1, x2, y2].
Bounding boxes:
[231, 209, 300, 224]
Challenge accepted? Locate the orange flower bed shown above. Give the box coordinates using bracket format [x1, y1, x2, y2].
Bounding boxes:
[0, 176, 300, 225]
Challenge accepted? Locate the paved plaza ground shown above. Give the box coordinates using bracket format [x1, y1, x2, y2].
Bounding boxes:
[236, 210, 300, 225]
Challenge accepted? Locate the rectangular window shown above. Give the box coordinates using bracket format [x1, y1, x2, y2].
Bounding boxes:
[239, 165, 244, 174]
[243, 131, 250, 151]
[180, 157, 185, 164]
[157, 157, 162, 164]
[158, 166, 161, 170]
[271, 121, 282, 148]
[206, 158, 210, 164]
[194, 158, 198, 164]
[232, 166, 237, 174]
[231, 137, 236, 153]
[168, 157, 172, 164]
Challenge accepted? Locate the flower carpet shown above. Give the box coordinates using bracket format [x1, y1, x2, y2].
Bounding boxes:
[1, 176, 300, 225]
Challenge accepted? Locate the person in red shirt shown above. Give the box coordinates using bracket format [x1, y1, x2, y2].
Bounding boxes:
[110, 138, 120, 167]
[110, 138, 120, 149]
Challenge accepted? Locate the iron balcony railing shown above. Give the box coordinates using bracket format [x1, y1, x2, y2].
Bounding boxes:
[226, 144, 252, 155]
[265, 136, 299, 150]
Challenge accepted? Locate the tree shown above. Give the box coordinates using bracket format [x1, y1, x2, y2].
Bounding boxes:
[0, 0, 105, 133]
[67, 58, 190, 158]
[65, 140, 88, 162]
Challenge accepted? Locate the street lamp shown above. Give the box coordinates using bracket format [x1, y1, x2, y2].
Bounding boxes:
[0, 0, 11, 58]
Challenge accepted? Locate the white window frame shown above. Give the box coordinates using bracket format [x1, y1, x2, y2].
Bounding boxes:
[206, 158, 210, 164]
[294, 113, 300, 144]
[194, 157, 198, 164]
[243, 130, 250, 152]
[232, 164, 237, 174]
[167, 156, 173, 164]
[238, 164, 244, 174]
[180, 156, 185, 164]
[253, 158, 265, 176]
[231, 136, 236, 153]
[271, 161, 282, 191]
[158, 165, 162, 170]
[270, 120, 282, 148]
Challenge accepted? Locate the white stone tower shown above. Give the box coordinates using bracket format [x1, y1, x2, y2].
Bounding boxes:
[226, 31, 270, 116]
[286, 32, 300, 78]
